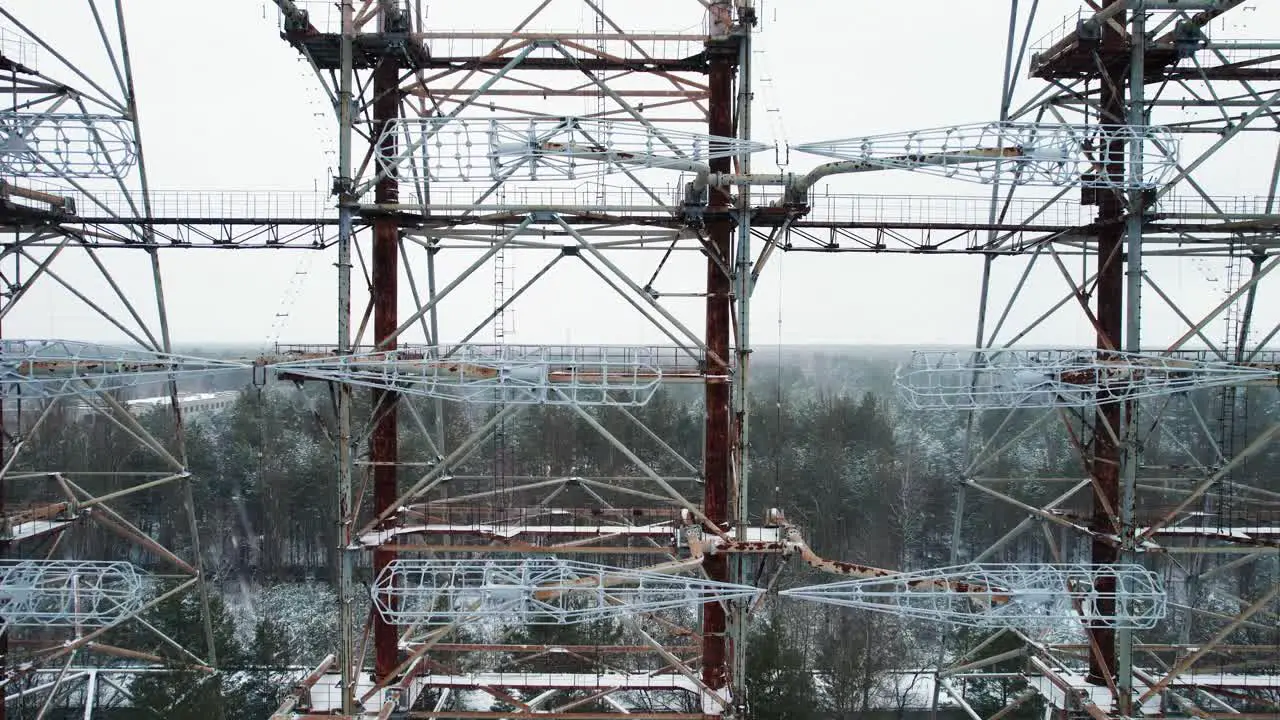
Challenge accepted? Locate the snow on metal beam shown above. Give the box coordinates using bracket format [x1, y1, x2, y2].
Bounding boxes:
[895, 348, 1279, 410]
[793, 122, 1177, 189]
[0, 112, 137, 179]
[358, 521, 679, 546]
[370, 557, 762, 625]
[296, 670, 729, 715]
[268, 344, 685, 405]
[0, 560, 145, 627]
[781, 563, 1167, 630]
[0, 339, 249, 399]
[377, 116, 772, 182]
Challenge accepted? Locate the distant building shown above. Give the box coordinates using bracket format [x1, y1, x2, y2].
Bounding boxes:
[123, 390, 241, 416]
[46, 390, 243, 421]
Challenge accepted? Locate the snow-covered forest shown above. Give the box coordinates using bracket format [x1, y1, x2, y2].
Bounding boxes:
[9, 347, 1279, 718]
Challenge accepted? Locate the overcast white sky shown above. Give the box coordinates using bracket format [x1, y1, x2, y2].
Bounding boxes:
[6, 1, 1280, 351]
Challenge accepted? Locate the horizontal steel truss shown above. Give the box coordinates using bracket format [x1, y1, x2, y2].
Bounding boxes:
[355, 512, 788, 550]
[357, 515, 687, 547]
[370, 557, 762, 625]
[0, 560, 145, 627]
[0, 339, 711, 406]
[5, 667, 214, 717]
[1024, 661, 1280, 719]
[896, 348, 1280, 410]
[8, 194, 1280, 259]
[794, 122, 1178, 188]
[0, 339, 249, 399]
[782, 563, 1167, 630]
[0, 111, 137, 179]
[279, 665, 723, 717]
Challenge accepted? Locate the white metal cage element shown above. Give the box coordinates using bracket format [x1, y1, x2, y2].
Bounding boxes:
[0, 560, 145, 627]
[377, 116, 772, 182]
[370, 558, 763, 625]
[0, 339, 249, 399]
[270, 344, 681, 405]
[895, 348, 1279, 410]
[0, 112, 138, 179]
[781, 563, 1167, 630]
[793, 122, 1177, 189]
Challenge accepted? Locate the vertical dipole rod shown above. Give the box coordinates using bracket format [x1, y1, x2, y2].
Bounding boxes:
[371, 0, 402, 684]
[336, 1, 357, 713]
[1118, 2, 1146, 712]
[730, 1, 754, 709]
[702, 1, 736, 701]
[427, 257, 446, 454]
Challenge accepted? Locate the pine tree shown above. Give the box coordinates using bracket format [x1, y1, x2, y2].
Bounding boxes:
[229, 618, 293, 720]
[745, 616, 817, 720]
[127, 588, 243, 719]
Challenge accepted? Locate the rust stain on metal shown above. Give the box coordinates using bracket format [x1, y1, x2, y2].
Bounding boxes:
[783, 526, 1012, 602]
[370, 47, 402, 684]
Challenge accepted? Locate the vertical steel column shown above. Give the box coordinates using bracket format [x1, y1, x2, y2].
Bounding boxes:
[335, 1, 357, 712]
[930, 6, 1019, 715]
[115, 0, 221, 675]
[702, 2, 737, 698]
[371, 4, 402, 683]
[1087, 0, 1127, 688]
[1117, 3, 1146, 712]
[729, 1, 754, 709]
[1235, 252, 1266, 363]
[0, 258, 7, 720]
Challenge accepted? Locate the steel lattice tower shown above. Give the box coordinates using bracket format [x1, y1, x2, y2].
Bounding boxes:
[0, 1, 1278, 719]
[0, 2, 223, 715]
[265, 1, 770, 715]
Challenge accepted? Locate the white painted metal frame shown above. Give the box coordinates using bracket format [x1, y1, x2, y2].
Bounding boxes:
[378, 116, 772, 183]
[794, 122, 1178, 188]
[269, 344, 675, 405]
[0, 111, 137, 179]
[0, 339, 247, 399]
[370, 557, 763, 625]
[782, 563, 1167, 630]
[0, 560, 145, 627]
[895, 348, 1279, 410]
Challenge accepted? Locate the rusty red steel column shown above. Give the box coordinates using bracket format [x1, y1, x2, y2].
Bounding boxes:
[702, 32, 736, 697]
[371, 51, 401, 682]
[1086, 0, 1127, 688]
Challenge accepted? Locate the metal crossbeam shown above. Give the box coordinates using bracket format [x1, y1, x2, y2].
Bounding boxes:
[378, 116, 772, 182]
[895, 348, 1280, 410]
[781, 563, 1167, 630]
[0, 560, 145, 627]
[0, 339, 248, 398]
[370, 558, 762, 625]
[0, 112, 137, 179]
[268, 344, 697, 405]
[794, 122, 1178, 188]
